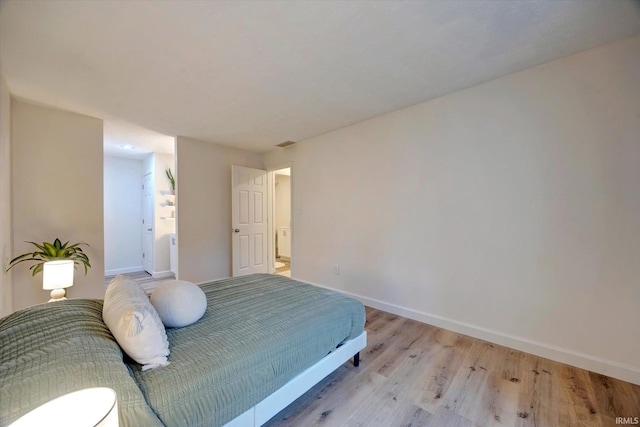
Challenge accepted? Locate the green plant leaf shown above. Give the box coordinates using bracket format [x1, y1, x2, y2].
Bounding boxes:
[27, 241, 46, 253]
[31, 263, 44, 276]
[7, 252, 40, 265]
[6, 239, 92, 277]
[43, 242, 57, 256]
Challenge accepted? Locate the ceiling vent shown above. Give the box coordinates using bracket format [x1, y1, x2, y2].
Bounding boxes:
[275, 140, 296, 148]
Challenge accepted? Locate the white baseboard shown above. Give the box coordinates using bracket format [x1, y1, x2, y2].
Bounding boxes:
[304, 280, 640, 386]
[152, 270, 174, 279]
[105, 266, 144, 276]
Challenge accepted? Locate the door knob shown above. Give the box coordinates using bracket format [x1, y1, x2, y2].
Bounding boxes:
[233, 229, 240, 233]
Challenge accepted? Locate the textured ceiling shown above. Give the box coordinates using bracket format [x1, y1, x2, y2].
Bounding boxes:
[1, 0, 640, 154]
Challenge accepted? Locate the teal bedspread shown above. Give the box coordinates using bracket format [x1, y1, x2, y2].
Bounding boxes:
[130, 274, 365, 427]
[0, 299, 163, 426]
[0, 275, 365, 427]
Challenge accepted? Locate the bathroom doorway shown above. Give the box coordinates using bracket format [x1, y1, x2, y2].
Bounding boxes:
[270, 167, 291, 277]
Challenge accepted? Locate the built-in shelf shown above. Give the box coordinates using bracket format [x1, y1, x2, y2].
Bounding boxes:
[159, 191, 175, 220]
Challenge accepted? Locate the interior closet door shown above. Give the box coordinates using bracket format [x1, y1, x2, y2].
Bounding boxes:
[142, 173, 154, 274]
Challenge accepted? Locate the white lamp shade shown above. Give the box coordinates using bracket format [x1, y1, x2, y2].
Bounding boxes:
[9, 387, 119, 427]
[43, 260, 74, 290]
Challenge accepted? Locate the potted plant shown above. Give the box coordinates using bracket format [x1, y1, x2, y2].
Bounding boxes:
[166, 168, 176, 194]
[6, 238, 91, 276]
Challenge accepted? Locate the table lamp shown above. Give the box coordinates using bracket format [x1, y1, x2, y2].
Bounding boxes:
[9, 387, 118, 427]
[43, 260, 74, 302]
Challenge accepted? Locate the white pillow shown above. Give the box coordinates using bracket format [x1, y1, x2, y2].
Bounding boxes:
[150, 280, 207, 328]
[103, 275, 170, 371]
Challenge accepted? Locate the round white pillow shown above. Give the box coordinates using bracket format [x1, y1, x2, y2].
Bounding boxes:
[150, 280, 207, 328]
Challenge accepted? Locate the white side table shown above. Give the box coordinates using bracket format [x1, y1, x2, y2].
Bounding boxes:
[10, 387, 118, 427]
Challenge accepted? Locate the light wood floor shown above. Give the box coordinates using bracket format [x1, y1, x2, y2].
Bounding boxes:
[266, 307, 640, 427]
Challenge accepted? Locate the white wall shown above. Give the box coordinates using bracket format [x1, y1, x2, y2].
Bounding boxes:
[104, 155, 143, 275]
[0, 75, 12, 317]
[11, 99, 105, 310]
[176, 136, 262, 283]
[264, 35, 640, 384]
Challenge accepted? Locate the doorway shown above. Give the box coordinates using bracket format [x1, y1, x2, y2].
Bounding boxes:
[270, 167, 292, 277]
[102, 121, 176, 283]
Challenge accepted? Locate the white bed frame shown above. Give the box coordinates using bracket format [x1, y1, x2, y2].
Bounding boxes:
[224, 331, 367, 427]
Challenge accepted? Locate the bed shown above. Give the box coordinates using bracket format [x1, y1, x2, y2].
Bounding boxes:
[0, 274, 366, 426]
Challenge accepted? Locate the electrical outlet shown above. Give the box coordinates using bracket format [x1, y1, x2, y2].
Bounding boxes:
[333, 264, 340, 275]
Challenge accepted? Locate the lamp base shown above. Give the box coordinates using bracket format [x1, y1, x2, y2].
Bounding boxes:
[48, 288, 67, 302]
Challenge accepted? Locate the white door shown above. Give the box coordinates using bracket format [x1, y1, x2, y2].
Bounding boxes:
[142, 173, 154, 274]
[232, 165, 268, 276]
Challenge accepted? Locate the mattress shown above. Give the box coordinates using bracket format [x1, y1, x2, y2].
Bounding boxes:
[130, 273, 365, 427]
[0, 299, 163, 426]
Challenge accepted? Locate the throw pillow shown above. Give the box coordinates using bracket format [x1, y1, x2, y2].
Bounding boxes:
[103, 275, 170, 371]
[150, 280, 207, 328]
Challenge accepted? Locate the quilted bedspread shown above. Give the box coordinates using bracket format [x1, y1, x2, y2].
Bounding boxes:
[130, 274, 365, 427]
[0, 274, 365, 427]
[0, 299, 163, 426]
